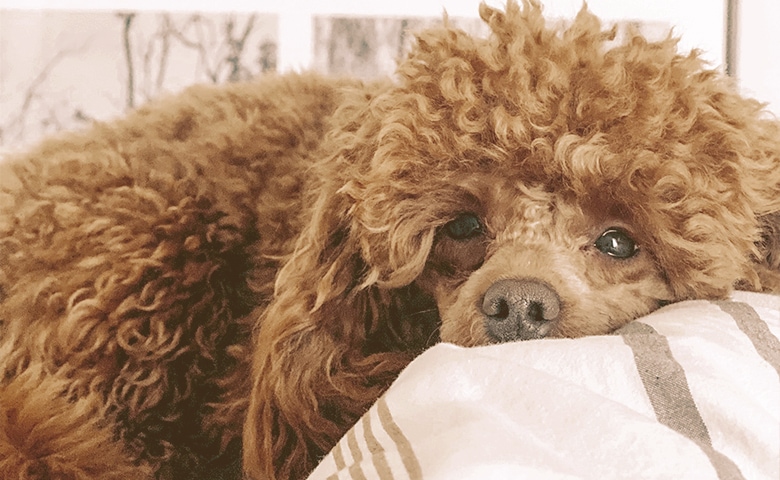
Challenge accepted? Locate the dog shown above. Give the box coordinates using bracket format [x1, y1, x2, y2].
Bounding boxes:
[1, 1, 779, 479]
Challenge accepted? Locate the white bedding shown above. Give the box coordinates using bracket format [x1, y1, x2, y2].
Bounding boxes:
[308, 291, 780, 480]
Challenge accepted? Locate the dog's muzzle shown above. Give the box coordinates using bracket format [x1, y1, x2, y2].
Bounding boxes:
[481, 279, 561, 342]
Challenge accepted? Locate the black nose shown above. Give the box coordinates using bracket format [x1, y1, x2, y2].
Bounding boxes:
[481, 279, 561, 342]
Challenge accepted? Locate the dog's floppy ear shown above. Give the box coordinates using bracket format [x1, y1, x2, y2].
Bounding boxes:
[757, 212, 780, 288]
[704, 86, 780, 291]
[642, 79, 780, 297]
[242, 186, 374, 480]
[242, 91, 435, 479]
[748, 116, 780, 289]
[243, 187, 430, 480]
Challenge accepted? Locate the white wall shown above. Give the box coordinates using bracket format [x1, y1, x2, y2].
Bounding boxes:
[0, 0, 729, 74]
[737, 0, 780, 113]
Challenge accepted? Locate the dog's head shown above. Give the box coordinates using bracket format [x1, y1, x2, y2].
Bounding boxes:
[299, 0, 780, 347]
[246, 2, 780, 478]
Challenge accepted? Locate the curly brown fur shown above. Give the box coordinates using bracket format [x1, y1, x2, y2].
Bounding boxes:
[2, 1, 780, 479]
[0, 73, 374, 478]
[0, 363, 152, 479]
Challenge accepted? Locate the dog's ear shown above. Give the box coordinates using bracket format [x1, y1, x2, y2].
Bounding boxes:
[706, 87, 780, 291]
[243, 186, 431, 479]
[756, 212, 780, 289]
[242, 103, 437, 478]
[242, 187, 370, 479]
[733, 108, 780, 289]
[640, 80, 780, 298]
[747, 137, 780, 290]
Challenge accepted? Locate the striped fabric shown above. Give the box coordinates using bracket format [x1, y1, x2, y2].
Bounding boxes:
[308, 291, 780, 480]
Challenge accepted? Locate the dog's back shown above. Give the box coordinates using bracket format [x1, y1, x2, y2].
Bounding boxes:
[0, 72, 366, 478]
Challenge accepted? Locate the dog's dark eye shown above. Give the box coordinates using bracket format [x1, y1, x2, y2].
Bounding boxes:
[444, 213, 484, 240]
[594, 228, 638, 259]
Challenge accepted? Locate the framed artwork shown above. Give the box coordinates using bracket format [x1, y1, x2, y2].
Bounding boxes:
[0, 0, 732, 150]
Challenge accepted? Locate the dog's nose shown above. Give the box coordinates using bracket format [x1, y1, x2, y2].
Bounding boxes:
[481, 279, 561, 342]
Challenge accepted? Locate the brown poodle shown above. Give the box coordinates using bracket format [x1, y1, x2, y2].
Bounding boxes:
[2, 1, 780, 479]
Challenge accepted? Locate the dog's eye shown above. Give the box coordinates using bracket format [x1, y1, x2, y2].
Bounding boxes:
[594, 228, 638, 259]
[443, 213, 484, 240]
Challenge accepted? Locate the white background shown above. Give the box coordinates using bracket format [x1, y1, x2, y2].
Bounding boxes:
[0, 0, 777, 113]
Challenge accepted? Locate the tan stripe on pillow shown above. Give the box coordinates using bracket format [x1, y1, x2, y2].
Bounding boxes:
[362, 406, 393, 478]
[377, 397, 422, 480]
[714, 300, 780, 377]
[620, 321, 745, 480]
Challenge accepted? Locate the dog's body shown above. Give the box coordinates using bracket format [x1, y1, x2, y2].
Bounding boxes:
[2, 2, 780, 479]
[0, 73, 353, 478]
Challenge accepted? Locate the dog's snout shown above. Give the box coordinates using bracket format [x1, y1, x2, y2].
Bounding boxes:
[481, 279, 560, 342]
